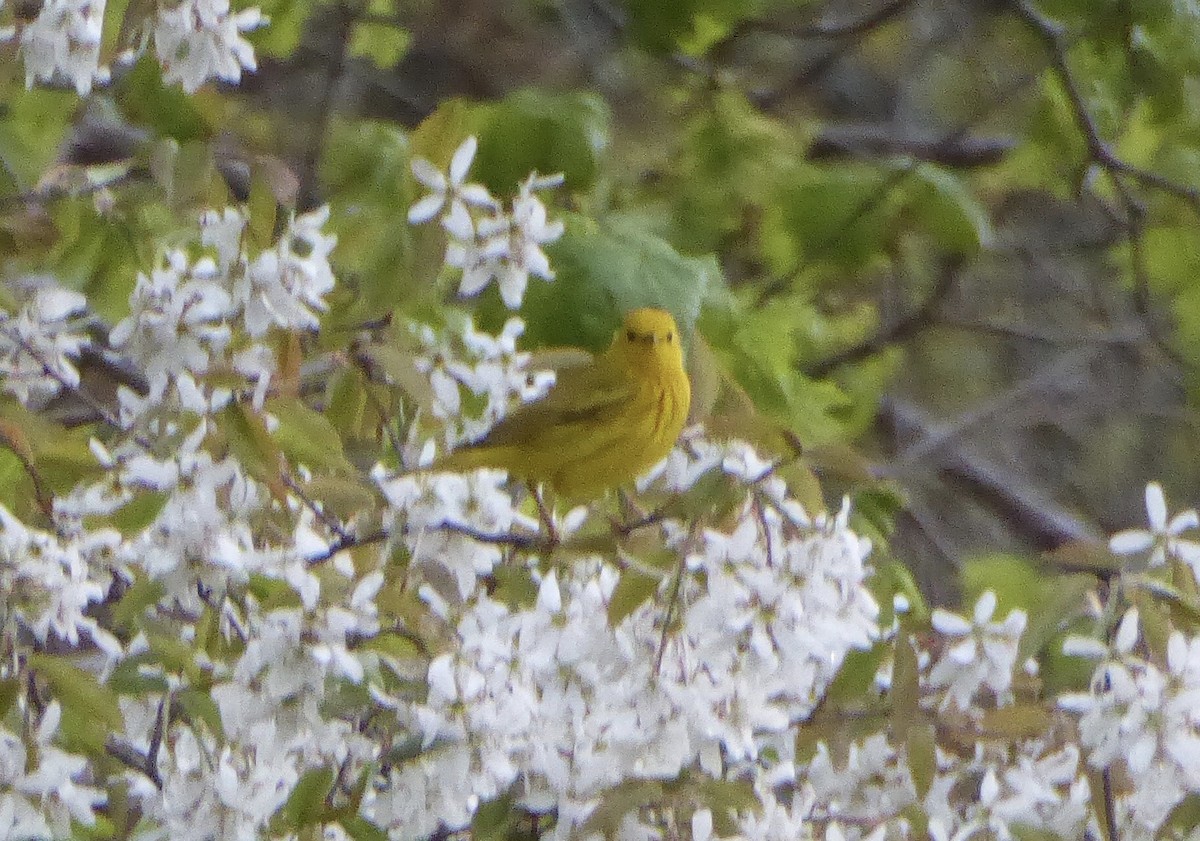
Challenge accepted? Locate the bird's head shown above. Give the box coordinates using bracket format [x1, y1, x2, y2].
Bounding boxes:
[612, 307, 685, 374]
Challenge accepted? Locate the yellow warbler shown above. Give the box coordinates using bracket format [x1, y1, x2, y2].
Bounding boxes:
[438, 307, 691, 498]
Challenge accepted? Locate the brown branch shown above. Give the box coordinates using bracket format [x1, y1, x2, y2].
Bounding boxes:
[106, 735, 162, 789]
[883, 397, 1100, 548]
[806, 258, 963, 377]
[306, 527, 390, 566]
[890, 345, 1101, 470]
[437, 519, 550, 550]
[753, 70, 1035, 307]
[1013, 0, 1200, 214]
[281, 471, 350, 543]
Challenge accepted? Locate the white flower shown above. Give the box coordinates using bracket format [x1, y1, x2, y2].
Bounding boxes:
[408, 139, 562, 309]
[1109, 481, 1200, 572]
[927, 590, 1027, 710]
[18, 0, 110, 94]
[0, 285, 89, 405]
[236, 206, 337, 336]
[407, 136, 496, 225]
[154, 0, 264, 93]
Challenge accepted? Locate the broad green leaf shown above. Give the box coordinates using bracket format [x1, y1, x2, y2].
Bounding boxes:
[341, 815, 389, 841]
[267, 396, 352, 472]
[607, 566, 662, 627]
[1160, 794, 1200, 839]
[177, 687, 224, 737]
[1018, 573, 1095, 661]
[471, 790, 518, 841]
[249, 0, 312, 58]
[221, 402, 284, 492]
[979, 704, 1054, 739]
[115, 56, 211, 142]
[474, 89, 610, 193]
[278, 766, 335, 829]
[107, 491, 171, 537]
[0, 89, 78, 189]
[247, 574, 305, 611]
[321, 123, 416, 324]
[824, 644, 887, 704]
[905, 163, 994, 255]
[27, 654, 122, 751]
[349, 21, 411, 69]
[577, 780, 665, 839]
[760, 164, 892, 273]
[498, 212, 714, 352]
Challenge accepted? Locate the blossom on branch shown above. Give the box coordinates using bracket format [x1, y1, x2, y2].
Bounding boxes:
[0, 286, 89, 406]
[408, 137, 564, 309]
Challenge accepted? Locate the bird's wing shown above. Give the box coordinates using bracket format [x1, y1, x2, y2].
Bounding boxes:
[461, 354, 632, 450]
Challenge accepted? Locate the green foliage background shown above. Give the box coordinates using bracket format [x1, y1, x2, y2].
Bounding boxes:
[4, 0, 1200, 606]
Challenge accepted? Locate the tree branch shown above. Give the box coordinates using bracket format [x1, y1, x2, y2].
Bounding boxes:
[806, 258, 962, 377]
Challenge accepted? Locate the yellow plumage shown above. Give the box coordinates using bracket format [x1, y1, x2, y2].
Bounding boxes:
[437, 308, 691, 498]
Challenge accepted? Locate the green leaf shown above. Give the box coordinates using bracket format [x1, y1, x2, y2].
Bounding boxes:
[221, 402, 284, 489]
[267, 396, 352, 472]
[489, 213, 713, 352]
[341, 816, 389, 841]
[115, 56, 211, 142]
[577, 780, 666, 839]
[108, 491, 171, 537]
[27, 655, 122, 751]
[349, 21, 411, 69]
[905, 163, 994, 255]
[607, 566, 663, 627]
[278, 766, 335, 830]
[1160, 794, 1200, 839]
[906, 722, 936, 799]
[474, 89, 610, 193]
[471, 790, 518, 841]
[761, 164, 892, 272]
[0, 89, 78, 189]
[825, 644, 887, 704]
[249, 0, 312, 58]
[0, 678, 19, 718]
[247, 574, 305, 611]
[1018, 573, 1094, 661]
[177, 687, 224, 737]
[246, 166, 278, 248]
[112, 574, 165, 630]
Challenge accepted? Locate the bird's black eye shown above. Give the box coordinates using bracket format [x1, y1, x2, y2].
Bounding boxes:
[666, 331, 673, 342]
[627, 329, 638, 342]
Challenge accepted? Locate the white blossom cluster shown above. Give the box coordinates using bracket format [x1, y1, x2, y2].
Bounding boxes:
[366, 433, 882, 839]
[408, 314, 556, 450]
[0, 701, 106, 838]
[0, 285, 89, 406]
[1060, 608, 1200, 837]
[927, 590, 1028, 711]
[153, 0, 263, 93]
[408, 136, 565, 308]
[110, 205, 336, 418]
[7, 0, 263, 94]
[11, 0, 109, 94]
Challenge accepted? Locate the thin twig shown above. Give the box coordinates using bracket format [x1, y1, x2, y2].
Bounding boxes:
[306, 527, 390, 566]
[106, 736, 162, 789]
[1013, 0, 1200, 215]
[806, 258, 963, 377]
[281, 471, 350, 543]
[890, 345, 1100, 469]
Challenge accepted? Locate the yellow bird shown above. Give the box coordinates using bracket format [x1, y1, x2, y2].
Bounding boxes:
[438, 307, 691, 499]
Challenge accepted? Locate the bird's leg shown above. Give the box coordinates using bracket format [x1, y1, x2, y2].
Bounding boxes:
[528, 481, 559, 547]
[612, 487, 649, 534]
